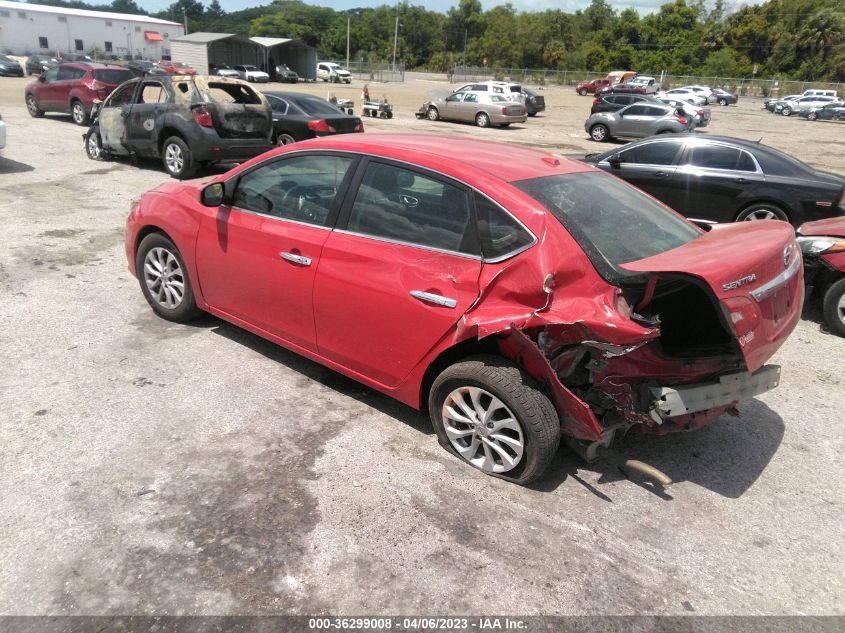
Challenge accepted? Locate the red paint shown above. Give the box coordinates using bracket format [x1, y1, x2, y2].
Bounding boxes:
[125, 134, 803, 442]
[800, 217, 845, 239]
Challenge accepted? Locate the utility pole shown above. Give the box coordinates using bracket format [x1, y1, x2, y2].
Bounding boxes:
[462, 28, 467, 67]
[182, 9, 188, 35]
[346, 16, 350, 68]
[391, 4, 399, 70]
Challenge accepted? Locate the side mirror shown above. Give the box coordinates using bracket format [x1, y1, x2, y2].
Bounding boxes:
[38, 74, 46, 82]
[201, 183, 225, 207]
[608, 153, 622, 168]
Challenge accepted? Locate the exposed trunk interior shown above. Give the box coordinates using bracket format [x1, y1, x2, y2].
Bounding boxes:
[625, 275, 739, 359]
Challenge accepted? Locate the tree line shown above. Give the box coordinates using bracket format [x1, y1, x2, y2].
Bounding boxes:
[26, 0, 845, 81]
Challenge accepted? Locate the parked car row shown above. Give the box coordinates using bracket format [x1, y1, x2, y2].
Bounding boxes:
[763, 90, 841, 116]
[413, 80, 546, 129]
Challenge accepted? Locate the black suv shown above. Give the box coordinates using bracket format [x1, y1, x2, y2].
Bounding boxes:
[25, 54, 59, 75]
[84, 75, 273, 178]
[590, 93, 660, 115]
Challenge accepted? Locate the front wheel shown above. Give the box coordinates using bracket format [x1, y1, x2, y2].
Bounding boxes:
[735, 203, 789, 222]
[578, 88, 588, 96]
[429, 355, 560, 485]
[781, 106, 792, 116]
[822, 278, 845, 338]
[475, 112, 490, 128]
[718, 98, 727, 106]
[84, 130, 108, 161]
[135, 233, 203, 323]
[161, 136, 197, 179]
[589, 123, 610, 142]
[808, 111, 818, 121]
[26, 94, 44, 118]
[426, 106, 439, 121]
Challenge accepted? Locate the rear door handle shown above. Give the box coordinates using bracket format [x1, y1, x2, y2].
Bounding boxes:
[410, 290, 457, 308]
[734, 177, 748, 184]
[655, 171, 669, 178]
[279, 252, 312, 266]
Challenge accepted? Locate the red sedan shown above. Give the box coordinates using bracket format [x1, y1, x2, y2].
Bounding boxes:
[125, 134, 803, 484]
[158, 60, 197, 76]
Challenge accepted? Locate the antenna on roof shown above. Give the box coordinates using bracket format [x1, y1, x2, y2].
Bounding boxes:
[757, 137, 763, 144]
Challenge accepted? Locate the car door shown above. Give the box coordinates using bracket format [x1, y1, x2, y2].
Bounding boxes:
[440, 92, 464, 120]
[194, 154, 358, 351]
[36, 67, 61, 108]
[615, 104, 651, 135]
[459, 93, 480, 121]
[97, 80, 139, 156]
[126, 80, 170, 156]
[673, 142, 763, 222]
[312, 159, 482, 387]
[601, 139, 684, 207]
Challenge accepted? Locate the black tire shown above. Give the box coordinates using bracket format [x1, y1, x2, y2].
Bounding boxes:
[428, 355, 560, 485]
[275, 132, 296, 146]
[735, 203, 789, 222]
[386, 111, 393, 119]
[84, 130, 108, 161]
[135, 233, 203, 323]
[808, 111, 818, 121]
[781, 106, 792, 116]
[475, 112, 490, 128]
[589, 123, 610, 142]
[161, 135, 197, 179]
[25, 93, 44, 118]
[71, 99, 89, 126]
[718, 98, 727, 106]
[578, 88, 588, 96]
[427, 106, 439, 121]
[527, 111, 537, 117]
[822, 278, 845, 338]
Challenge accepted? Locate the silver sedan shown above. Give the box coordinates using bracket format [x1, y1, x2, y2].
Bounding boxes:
[585, 103, 693, 142]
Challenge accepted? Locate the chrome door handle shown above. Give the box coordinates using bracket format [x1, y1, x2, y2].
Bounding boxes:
[410, 290, 457, 308]
[655, 171, 669, 177]
[734, 177, 748, 184]
[279, 252, 312, 266]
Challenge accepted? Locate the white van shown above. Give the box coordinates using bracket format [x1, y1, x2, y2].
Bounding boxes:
[802, 89, 838, 98]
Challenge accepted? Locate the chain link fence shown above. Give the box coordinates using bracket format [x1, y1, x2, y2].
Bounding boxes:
[450, 65, 843, 97]
[323, 60, 405, 83]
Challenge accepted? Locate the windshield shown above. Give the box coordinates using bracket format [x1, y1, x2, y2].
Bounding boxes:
[513, 172, 701, 280]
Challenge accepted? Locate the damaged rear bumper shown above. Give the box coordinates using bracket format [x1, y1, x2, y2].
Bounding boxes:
[650, 365, 780, 419]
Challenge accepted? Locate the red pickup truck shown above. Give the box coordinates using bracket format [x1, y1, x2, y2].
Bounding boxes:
[576, 78, 612, 95]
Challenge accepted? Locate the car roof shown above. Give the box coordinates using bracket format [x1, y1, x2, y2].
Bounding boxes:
[280, 133, 593, 184]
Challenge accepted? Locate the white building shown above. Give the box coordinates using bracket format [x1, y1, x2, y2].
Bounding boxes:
[0, 0, 184, 59]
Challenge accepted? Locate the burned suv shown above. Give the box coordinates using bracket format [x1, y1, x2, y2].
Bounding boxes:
[84, 75, 273, 179]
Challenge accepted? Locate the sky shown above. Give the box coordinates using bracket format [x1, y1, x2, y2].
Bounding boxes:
[123, 0, 755, 16]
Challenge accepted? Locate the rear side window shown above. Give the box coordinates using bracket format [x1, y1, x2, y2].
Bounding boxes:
[294, 97, 344, 116]
[475, 194, 533, 260]
[57, 66, 85, 80]
[347, 162, 475, 255]
[624, 105, 649, 116]
[464, 93, 478, 103]
[93, 69, 133, 84]
[618, 141, 681, 166]
[204, 82, 262, 105]
[643, 106, 669, 116]
[687, 144, 754, 171]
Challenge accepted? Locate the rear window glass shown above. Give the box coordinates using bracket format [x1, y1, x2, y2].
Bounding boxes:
[294, 97, 344, 116]
[93, 69, 133, 84]
[513, 172, 700, 279]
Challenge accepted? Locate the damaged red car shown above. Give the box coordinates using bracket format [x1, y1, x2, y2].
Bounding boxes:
[125, 134, 803, 484]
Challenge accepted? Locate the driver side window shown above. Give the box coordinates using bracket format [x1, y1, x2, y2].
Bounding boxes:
[105, 82, 137, 107]
[232, 155, 353, 226]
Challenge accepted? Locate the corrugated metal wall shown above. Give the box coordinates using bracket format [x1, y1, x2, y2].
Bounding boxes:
[208, 41, 262, 69]
[170, 41, 209, 74]
[268, 43, 316, 80]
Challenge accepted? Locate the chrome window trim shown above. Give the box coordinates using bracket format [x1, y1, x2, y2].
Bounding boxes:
[230, 148, 539, 263]
[228, 204, 334, 231]
[334, 228, 482, 261]
[598, 138, 683, 169]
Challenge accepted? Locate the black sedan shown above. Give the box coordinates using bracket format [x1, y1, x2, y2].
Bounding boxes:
[125, 59, 168, 77]
[25, 54, 59, 76]
[263, 91, 364, 146]
[581, 135, 845, 225]
[0, 54, 24, 77]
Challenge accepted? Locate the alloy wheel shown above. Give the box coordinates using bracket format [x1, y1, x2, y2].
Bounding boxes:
[143, 247, 185, 309]
[743, 208, 779, 220]
[72, 102, 85, 124]
[441, 386, 524, 474]
[86, 134, 101, 159]
[26, 95, 39, 115]
[164, 143, 184, 174]
[276, 133, 296, 146]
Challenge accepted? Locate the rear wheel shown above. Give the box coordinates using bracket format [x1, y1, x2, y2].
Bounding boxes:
[735, 203, 789, 222]
[429, 355, 560, 485]
[427, 106, 439, 121]
[162, 136, 197, 179]
[71, 99, 89, 125]
[275, 132, 296, 146]
[25, 94, 44, 118]
[589, 123, 609, 142]
[822, 278, 845, 338]
[136, 233, 203, 323]
[808, 111, 818, 121]
[475, 112, 490, 128]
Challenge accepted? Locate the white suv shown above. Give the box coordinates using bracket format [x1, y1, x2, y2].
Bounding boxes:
[454, 81, 526, 104]
[317, 62, 352, 84]
[802, 89, 838, 98]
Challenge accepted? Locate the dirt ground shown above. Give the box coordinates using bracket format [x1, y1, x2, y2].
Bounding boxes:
[0, 72, 843, 618]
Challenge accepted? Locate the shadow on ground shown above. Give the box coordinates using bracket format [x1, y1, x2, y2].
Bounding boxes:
[0, 156, 35, 174]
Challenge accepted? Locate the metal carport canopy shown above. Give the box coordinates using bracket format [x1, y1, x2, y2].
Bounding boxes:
[251, 37, 317, 81]
[170, 32, 261, 75]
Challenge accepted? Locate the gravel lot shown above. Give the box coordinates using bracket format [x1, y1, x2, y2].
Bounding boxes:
[0, 73, 843, 617]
